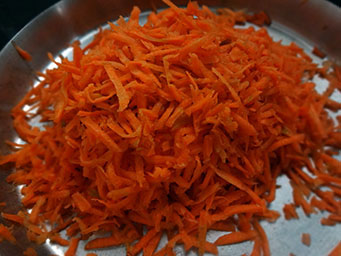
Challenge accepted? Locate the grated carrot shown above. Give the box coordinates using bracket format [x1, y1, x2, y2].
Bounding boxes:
[214, 230, 257, 246]
[86, 253, 97, 256]
[312, 46, 326, 59]
[0, 224, 16, 244]
[301, 233, 311, 247]
[283, 204, 299, 220]
[65, 237, 80, 256]
[50, 234, 70, 246]
[1, 213, 24, 225]
[0, 1, 340, 255]
[23, 247, 37, 256]
[328, 242, 341, 256]
[13, 42, 32, 61]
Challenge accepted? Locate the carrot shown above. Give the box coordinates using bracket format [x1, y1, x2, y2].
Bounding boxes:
[231, 113, 257, 136]
[267, 134, 305, 152]
[65, 237, 80, 256]
[103, 64, 130, 112]
[143, 232, 162, 256]
[283, 204, 299, 220]
[0, 224, 16, 244]
[312, 46, 326, 59]
[23, 247, 38, 256]
[131, 229, 158, 255]
[321, 218, 336, 226]
[328, 242, 341, 256]
[211, 204, 263, 222]
[214, 230, 257, 245]
[198, 211, 208, 256]
[245, 11, 271, 26]
[72, 192, 91, 212]
[327, 214, 341, 222]
[13, 42, 32, 61]
[86, 253, 97, 256]
[85, 235, 123, 250]
[29, 197, 46, 224]
[50, 234, 70, 246]
[253, 220, 270, 256]
[212, 68, 241, 103]
[1, 213, 24, 225]
[301, 233, 311, 246]
[251, 237, 261, 256]
[210, 221, 235, 232]
[214, 166, 264, 207]
[0, 1, 341, 256]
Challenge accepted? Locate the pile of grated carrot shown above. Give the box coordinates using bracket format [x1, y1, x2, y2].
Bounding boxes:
[1, 1, 341, 255]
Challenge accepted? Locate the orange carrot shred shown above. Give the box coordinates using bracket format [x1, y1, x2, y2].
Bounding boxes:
[65, 237, 80, 256]
[301, 233, 311, 247]
[254, 220, 270, 256]
[1, 213, 24, 225]
[312, 46, 326, 59]
[13, 43, 32, 61]
[251, 237, 261, 256]
[143, 232, 162, 256]
[0, 224, 16, 244]
[23, 247, 38, 256]
[72, 192, 91, 212]
[214, 230, 257, 246]
[86, 253, 97, 256]
[245, 11, 271, 26]
[85, 235, 123, 250]
[328, 242, 341, 256]
[131, 229, 157, 255]
[104, 64, 130, 112]
[50, 234, 70, 246]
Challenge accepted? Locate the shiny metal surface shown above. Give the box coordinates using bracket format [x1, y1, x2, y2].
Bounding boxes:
[0, 0, 340, 255]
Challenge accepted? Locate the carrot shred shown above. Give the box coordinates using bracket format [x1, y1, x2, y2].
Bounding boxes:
[253, 220, 270, 256]
[72, 192, 91, 212]
[23, 247, 38, 256]
[143, 232, 162, 256]
[1, 213, 24, 225]
[103, 64, 130, 112]
[301, 233, 311, 247]
[65, 237, 80, 256]
[0, 1, 341, 256]
[13, 43, 32, 61]
[283, 204, 299, 220]
[251, 237, 261, 256]
[86, 253, 97, 256]
[312, 46, 326, 59]
[245, 11, 271, 26]
[0, 224, 16, 244]
[85, 235, 123, 250]
[328, 242, 341, 256]
[214, 230, 257, 246]
[50, 234, 70, 246]
[131, 229, 158, 255]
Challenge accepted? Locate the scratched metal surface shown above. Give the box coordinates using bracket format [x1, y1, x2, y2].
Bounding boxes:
[0, 0, 340, 255]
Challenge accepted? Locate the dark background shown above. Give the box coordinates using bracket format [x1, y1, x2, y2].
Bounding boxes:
[0, 0, 340, 51]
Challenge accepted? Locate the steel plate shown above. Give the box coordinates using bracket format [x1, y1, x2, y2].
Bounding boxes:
[0, 0, 340, 255]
